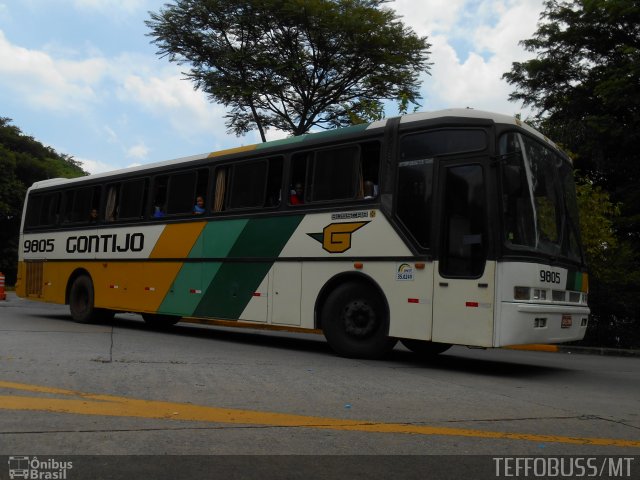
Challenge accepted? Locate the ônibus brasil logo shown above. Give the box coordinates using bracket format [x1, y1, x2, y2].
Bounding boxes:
[8, 456, 73, 479]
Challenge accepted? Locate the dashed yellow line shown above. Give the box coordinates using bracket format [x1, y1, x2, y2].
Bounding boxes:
[1, 380, 638, 448]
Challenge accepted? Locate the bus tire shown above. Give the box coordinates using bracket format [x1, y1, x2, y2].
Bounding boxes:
[321, 282, 397, 358]
[142, 313, 180, 328]
[401, 339, 451, 356]
[69, 275, 97, 323]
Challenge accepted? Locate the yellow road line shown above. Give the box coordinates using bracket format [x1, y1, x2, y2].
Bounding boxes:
[1, 380, 638, 448]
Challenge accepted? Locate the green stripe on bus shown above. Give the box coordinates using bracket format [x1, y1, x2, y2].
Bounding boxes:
[158, 219, 249, 315]
[565, 270, 582, 291]
[253, 123, 371, 151]
[198, 219, 250, 258]
[192, 215, 304, 319]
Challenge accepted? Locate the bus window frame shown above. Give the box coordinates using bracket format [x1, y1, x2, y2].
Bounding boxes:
[149, 167, 211, 219]
[288, 140, 381, 207]
[60, 185, 102, 226]
[393, 127, 490, 255]
[210, 156, 284, 214]
[226, 158, 270, 211]
[24, 190, 63, 230]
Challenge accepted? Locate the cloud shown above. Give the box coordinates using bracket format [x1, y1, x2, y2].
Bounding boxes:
[0, 30, 107, 112]
[117, 72, 229, 139]
[127, 142, 149, 160]
[0, 28, 228, 152]
[76, 156, 114, 175]
[393, 0, 467, 37]
[72, 0, 147, 13]
[392, 0, 544, 116]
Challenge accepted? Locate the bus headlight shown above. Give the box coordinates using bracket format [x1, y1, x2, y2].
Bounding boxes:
[533, 288, 547, 300]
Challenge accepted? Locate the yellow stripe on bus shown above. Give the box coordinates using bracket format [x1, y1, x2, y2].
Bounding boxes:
[207, 145, 256, 158]
[150, 222, 206, 259]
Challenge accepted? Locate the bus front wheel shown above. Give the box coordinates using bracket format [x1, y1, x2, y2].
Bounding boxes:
[401, 339, 451, 356]
[69, 275, 113, 323]
[321, 282, 397, 358]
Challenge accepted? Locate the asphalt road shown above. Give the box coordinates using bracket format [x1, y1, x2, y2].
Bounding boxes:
[0, 293, 638, 478]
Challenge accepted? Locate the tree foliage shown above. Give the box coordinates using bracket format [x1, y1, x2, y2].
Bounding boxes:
[146, 0, 431, 141]
[0, 118, 86, 285]
[503, 0, 640, 231]
[504, 0, 640, 347]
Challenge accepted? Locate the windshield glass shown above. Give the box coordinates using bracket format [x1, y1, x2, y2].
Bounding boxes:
[499, 132, 582, 263]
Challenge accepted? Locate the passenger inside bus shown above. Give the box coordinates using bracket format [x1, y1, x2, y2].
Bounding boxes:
[193, 195, 205, 214]
[153, 205, 165, 218]
[363, 180, 378, 199]
[289, 182, 304, 205]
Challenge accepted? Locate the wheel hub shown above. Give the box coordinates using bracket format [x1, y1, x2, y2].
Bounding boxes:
[343, 300, 377, 338]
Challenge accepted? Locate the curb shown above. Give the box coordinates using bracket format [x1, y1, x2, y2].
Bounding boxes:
[504, 343, 640, 358]
[557, 345, 640, 358]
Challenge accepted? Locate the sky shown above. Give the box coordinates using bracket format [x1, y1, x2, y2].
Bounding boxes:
[0, 0, 545, 175]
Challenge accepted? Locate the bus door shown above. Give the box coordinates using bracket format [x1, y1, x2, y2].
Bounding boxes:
[432, 158, 495, 347]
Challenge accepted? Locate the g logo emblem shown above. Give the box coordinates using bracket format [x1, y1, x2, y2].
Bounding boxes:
[308, 221, 369, 253]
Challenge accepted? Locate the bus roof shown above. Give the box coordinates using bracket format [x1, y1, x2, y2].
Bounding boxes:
[27, 108, 557, 192]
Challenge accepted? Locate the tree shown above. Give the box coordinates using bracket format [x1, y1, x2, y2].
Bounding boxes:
[0, 118, 86, 285]
[503, 0, 640, 237]
[146, 0, 431, 141]
[503, 0, 640, 347]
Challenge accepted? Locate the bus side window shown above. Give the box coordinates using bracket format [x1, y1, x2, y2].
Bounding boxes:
[212, 166, 228, 213]
[117, 178, 148, 220]
[151, 169, 208, 217]
[167, 171, 197, 215]
[265, 157, 283, 207]
[289, 153, 309, 205]
[25, 192, 62, 229]
[309, 146, 358, 202]
[25, 194, 44, 229]
[62, 186, 100, 224]
[151, 175, 168, 218]
[359, 141, 381, 200]
[105, 184, 119, 222]
[227, 161, 268, 210]
[193, 168, 209, 214]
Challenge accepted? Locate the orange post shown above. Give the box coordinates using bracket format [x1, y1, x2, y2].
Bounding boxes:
[0, 272, 5, 300]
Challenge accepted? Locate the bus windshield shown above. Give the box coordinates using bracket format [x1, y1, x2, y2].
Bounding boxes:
[499, 132, 583, 263]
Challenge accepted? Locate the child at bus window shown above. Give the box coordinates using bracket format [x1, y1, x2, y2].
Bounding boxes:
[289, 182, 304, 205]
[153, 205, 165, 218]
[193, 195, 205, 214]
[88, 208, 98, 222]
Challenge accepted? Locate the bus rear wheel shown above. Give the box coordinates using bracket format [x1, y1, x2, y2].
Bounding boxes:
[321, 282, 396, 358]
[69, 274, 113, 323]
[401, 339, 451, 356]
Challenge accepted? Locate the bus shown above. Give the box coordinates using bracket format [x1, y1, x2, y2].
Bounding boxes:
[16, 109, 590, 358]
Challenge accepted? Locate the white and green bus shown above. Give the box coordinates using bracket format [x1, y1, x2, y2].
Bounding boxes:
[16, 109, 589, 358]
